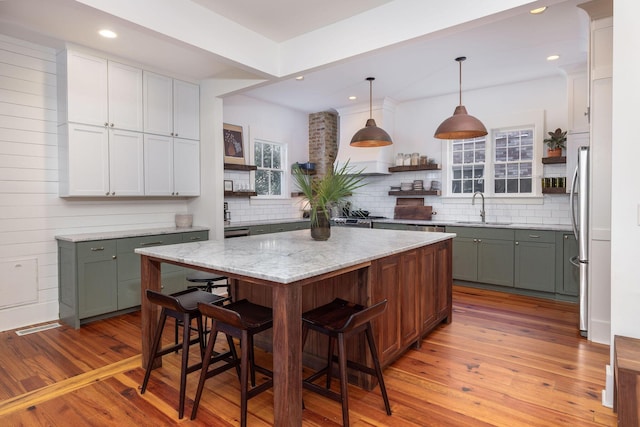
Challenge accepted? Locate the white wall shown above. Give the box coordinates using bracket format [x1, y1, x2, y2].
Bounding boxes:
[0, 34, 191, 331]
[347, 75, 572, 225]
[610, 2, 640, 345]
[222, 94, 309, 223]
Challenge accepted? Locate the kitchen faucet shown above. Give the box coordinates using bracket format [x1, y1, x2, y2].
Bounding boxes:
[472, 191, 486, 223]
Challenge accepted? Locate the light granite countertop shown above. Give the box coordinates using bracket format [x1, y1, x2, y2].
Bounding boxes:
[55, 226, 209, 243]
[373, 218, 572, 232]
[135, 227, 454, 284]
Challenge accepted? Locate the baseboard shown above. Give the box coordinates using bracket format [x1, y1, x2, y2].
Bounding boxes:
[0, 300, 58, 333]
[589, 319, 611, 345]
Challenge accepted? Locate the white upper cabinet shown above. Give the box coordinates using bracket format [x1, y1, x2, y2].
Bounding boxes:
[144, 134, 200, 196]
[58, 123, 144, 197]
[143, 71, 200, 140]
[58, 50, 143, 131]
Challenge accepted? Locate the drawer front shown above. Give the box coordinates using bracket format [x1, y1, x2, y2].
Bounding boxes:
[447, 226, 513, 241]
[117, 233, 183, 253]
[77, 240, 117, 260]
[182, 230, 208, 242]
[514, 229, 555, 243]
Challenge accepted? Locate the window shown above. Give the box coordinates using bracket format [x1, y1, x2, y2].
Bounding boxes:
[449, 126, 535, 196]
[254, 140, 286, 197]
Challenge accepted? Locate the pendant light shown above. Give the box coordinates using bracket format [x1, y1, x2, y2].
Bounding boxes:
[434, 57, 487, 140]
[350, 77, 393, 147]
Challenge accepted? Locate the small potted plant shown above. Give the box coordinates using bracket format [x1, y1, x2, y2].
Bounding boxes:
[292, 161, 366, 240]
[543, 128, 567, 158]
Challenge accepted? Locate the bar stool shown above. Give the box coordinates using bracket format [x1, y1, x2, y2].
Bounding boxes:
[140, 288, 227, 419]
[301, 298, 392, 427]
[186, 271, 231, 302]
[191, 299, 273, 427]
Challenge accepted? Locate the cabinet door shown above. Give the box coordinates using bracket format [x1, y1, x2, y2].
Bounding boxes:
[562, 234, 579, 296]
[65, 123, 110, 196]
[173, 138, 200, 196]
[400, 250, 420, 347]
[144, 134, 174, 195]
[514, 241, 555, 291]
[419, 245, 438, 332]
[372, 254, 401, 364]
[77, 242, 117, 318]
[66, 51, 108, 127]
[109, 129, 144, 196]
[435, 240, 453, 321]
[173, 79, 199, 140]
[477, 238, 514, 287]
[248, 224, 271, 235]
[452, 236, 478, 281]
[108, 61, 143, 131]
[143, 71, 173, 136]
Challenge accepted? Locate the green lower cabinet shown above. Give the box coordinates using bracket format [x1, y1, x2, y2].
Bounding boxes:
[514, 230, 556, 292]
[372, 222, 413, 231]
[556, 232, 579, 296]
[448, 226, 514, 287]
[271, 221, 310, 232]
[77, 240, 118, 318]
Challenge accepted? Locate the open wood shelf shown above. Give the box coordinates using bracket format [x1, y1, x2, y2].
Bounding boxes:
[224, 191, 257, 197]
[389, 164, 441, 172]
[388, 190, 441, 196]
[541, 156, 566, 164]
[224, 163, 257, 171]
[542, 187, 566, 194]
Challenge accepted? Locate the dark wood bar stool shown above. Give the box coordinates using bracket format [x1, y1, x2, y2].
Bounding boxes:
[301, 298, 392, 427]
[140, 288, 226, 419]
[191, 299, 273, 427]
[186, 271, 231, 302]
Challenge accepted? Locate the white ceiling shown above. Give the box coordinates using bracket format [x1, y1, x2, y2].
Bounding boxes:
[0, 0, 589, 113]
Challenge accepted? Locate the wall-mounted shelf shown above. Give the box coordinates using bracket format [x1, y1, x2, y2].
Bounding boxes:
[542, 187, 566, 194]
[224, 163, 257, 171]
[541, 156, 566, 164]
[388, 164, 441, 173]
[388, 190, 441, 196]
[224, 191, 257, 197]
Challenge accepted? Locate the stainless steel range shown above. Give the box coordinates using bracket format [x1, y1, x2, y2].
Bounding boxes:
[332, 216, 386, 228]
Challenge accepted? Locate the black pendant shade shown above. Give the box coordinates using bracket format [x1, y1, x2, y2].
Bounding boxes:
[350, 77, 393, 147]
[434, 57, 487, 140]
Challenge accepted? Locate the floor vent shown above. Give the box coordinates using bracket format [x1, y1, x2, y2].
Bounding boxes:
[15, 322, 62, 336]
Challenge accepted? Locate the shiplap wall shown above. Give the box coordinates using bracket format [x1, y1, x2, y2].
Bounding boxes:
[0, 34, 190, 331]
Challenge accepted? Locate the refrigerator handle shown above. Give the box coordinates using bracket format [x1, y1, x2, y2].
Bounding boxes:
[569, 255, 580, 267]
[569, 164, 579, 240]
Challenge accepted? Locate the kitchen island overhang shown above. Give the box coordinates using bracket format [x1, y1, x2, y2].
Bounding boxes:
[136, 227, 454, 426]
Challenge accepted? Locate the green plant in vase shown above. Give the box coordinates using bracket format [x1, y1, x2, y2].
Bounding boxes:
[543, 128, 567, 157]
[292, 161, 366, 240]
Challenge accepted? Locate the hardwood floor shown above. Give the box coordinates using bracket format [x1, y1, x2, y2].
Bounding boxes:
[0, 286, 616, 426]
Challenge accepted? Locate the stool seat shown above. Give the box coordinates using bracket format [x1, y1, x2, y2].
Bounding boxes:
[191, 299, 273, 427]
[302, 298, 391, 427]
[141, 288, 226, 419]
[186, 271, 227, 283]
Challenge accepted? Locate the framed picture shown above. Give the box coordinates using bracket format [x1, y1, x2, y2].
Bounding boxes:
[224, 180, 233, 192]
[223, 123, 245, 165]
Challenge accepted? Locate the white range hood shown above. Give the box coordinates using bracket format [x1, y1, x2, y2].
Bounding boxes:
[335, 99, 396, 175]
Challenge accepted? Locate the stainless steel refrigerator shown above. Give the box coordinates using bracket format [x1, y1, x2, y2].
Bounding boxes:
[569, 146, 589, 337]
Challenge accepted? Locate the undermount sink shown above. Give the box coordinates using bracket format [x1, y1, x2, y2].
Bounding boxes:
[454, 221, 512, 226]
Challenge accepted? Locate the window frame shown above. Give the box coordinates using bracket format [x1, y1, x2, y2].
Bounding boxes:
[252, 138, 288, 199]
[441, 110, 544, 199]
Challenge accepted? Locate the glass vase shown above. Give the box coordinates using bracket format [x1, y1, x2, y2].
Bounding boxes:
[310, 209, 331, 241]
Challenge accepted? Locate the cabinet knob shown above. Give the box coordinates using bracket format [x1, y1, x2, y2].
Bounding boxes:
[104, 122, 109, 127]
[175, 133, 178, 137]
[111, 192, 115, 196]
[110, 123, 114, 127]
[112, 255, 117, 259]
[515, 241, 519, 245]
[105, 192, 110, 196]
[477, 239, 482, 243]
[473, 239, 477, 243]
[175, 192, 179, 196]
[564, 235, 569, 240]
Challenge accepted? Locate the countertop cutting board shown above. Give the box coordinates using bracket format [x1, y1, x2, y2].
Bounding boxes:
[394, 205, 433, 220]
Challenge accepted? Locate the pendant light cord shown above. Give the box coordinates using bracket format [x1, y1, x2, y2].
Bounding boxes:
[456, 56, 466, 106]
[367, 77, 374, 119]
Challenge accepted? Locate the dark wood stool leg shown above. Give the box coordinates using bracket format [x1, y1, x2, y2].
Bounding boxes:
[178, 312, 192, 419]
[326, 336, 335, 389]
[141, 309, 168, 393]
[337, 333, 350, 427]
[190, 323, 218, 420]
[240, 329, 250, 427]
[365, 323, 391, 415]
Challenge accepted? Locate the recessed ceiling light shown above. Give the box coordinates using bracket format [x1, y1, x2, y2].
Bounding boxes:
[348, 96, 357, 101]
[547, 54, 560, 61]
[295, 76, 304, 81]
[529, 6, 547, 14]
[99, 29, 117, 39]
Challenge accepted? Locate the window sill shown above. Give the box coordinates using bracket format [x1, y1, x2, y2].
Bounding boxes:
[440, 195, 545, 205]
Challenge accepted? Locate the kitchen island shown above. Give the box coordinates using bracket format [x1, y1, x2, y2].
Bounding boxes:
[136, 227, 454, 426]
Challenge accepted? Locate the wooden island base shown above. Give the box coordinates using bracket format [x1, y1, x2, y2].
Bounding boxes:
[235, 239, 452, 387]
